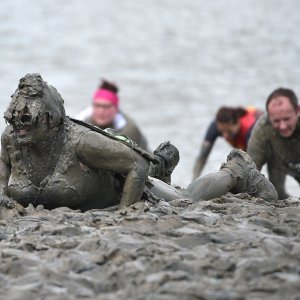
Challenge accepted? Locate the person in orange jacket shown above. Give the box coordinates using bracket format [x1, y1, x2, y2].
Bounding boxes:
[193, 106, 262, 179]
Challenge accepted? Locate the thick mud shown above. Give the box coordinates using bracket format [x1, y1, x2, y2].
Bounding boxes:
[0, 194, 300, 300]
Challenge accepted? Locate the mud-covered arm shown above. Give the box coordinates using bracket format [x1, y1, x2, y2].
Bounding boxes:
[193, 120, 219, 180]
[268, 166, 289, 199]
[192, 141, 213, 180]
[0, 132, 11, 198]
[0, 132, 26, 215]
[76, 131, 149, 207]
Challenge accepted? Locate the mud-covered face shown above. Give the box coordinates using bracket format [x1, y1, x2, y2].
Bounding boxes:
[4, 73, 66, 145]
[217, 122, 240, 142]
[7, 100, 49, 145]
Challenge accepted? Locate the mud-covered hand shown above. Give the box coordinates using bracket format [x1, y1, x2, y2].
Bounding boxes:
[150, 141, 180, 184]
[0, 194, 27, 215]
[0, 194, 17, 208]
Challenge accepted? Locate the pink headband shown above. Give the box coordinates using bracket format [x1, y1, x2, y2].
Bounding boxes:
[93, 89, 119, 108]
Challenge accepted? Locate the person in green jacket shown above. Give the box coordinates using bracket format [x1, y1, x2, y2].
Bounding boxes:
[247, 88, 300, 199]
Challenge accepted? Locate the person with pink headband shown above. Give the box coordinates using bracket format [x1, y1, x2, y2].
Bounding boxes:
[77, 79, 149, 151]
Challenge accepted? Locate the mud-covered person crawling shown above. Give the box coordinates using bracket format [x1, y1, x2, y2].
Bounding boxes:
[0, 73, 278, 218]
[0, 73, 153, 213]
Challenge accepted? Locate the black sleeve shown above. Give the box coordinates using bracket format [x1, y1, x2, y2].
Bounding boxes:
[204, 120, 221, 144]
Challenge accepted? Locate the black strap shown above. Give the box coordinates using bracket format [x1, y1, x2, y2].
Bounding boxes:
[69, 117, 159, 163]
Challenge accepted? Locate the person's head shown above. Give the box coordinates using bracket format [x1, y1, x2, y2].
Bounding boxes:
[266, 88, 299, 138]
[4, 73, 65, 145]
[216, 107, 247, 141]
[91, 80, 119, 127]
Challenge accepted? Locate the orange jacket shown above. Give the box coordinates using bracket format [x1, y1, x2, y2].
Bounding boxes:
[229, 107, 260, 150]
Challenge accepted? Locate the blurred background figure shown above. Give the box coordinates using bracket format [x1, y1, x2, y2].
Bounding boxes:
[193, 106, 262, 179]
[247, 88, 300, 199]
[76, 79, 149, 151]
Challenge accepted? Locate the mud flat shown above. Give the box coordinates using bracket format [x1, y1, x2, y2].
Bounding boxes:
[0, 194, 300, 300]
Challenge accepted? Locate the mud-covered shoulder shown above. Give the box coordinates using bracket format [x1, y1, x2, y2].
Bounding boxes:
[66, 118, 92, 138]
[1, 125, 15, 165]
[67, 118, 116, 159]
[247, 113, 273, 169]
[249, 113, 276, 145]
[251, 113, 273, 136]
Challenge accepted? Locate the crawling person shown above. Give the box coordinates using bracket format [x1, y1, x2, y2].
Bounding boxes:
[247, 88, 300, 199]
[76, 79, 149, 151]
[193, 106, 262, 179]
[0, 74, 278, 216]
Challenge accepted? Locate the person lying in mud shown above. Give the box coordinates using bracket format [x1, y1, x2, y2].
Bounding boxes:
[0, 74, 278, 214]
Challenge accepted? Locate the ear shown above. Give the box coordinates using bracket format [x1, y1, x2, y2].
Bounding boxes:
[297, 105, 300, 115]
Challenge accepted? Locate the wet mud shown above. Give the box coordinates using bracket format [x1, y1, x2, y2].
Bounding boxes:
[0, 194, 300, 300]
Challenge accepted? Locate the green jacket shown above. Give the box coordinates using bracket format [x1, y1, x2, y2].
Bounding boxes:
[247, 113, 300, 198]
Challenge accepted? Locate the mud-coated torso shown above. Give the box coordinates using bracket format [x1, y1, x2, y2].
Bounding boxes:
[5, 121, 121, 211]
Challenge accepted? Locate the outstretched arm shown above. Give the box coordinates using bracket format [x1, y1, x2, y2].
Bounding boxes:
[76, 131, 149, 207]
[192, 141, 213, 180]
[193, 120, 219, 180]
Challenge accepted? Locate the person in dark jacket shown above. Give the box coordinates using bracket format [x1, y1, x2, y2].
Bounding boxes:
[193, 106, 262, 179]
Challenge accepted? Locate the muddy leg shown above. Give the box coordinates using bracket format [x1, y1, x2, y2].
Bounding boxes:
[221, 149, 278, 201]
[187, 149, 278, 203]
[186, 170, 236, 202]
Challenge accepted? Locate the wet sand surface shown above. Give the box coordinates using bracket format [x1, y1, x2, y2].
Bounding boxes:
[1, 194, 300, 299]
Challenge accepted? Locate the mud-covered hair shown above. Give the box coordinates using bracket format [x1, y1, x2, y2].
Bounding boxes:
[266, 88, 298, 112]
[4, 73, 65, 129]
[216, 107, 247, 124]
[99, 79, 119, 94]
